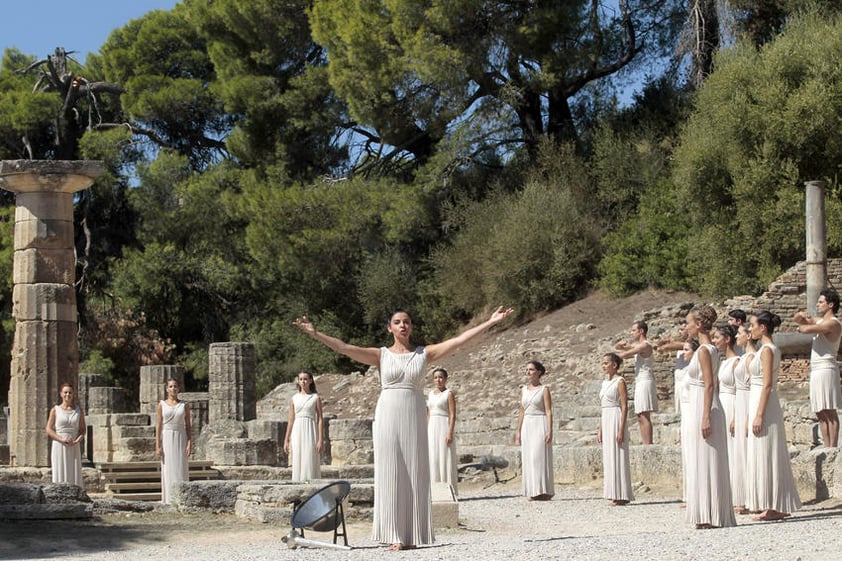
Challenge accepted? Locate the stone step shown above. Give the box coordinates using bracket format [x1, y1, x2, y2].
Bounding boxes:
[98, 460, 220, 501]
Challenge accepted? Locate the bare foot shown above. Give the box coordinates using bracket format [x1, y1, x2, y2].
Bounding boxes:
[695, 523, 714, 529]
[734, 506, 750, 515]
[530, 494, 553, 501]
[609, 499, 629, 506]
[752, 510, 789, 522]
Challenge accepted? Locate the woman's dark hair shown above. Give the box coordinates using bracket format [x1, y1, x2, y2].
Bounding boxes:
[688, 338, 700, 351]
[604, 353, 622, 370]
[388, 308, 412, 324]
[752, 310, 782, 335]
[527, 360, 546, 376]
[164, 377, 181, 390]
[820, 289, 841, 314]
[433, 368, 448, 379]
[690, 305, 717, 331]
[300, 371, 317, 393]
[715, 325, 737, 347]
[727, 309, 747, 324]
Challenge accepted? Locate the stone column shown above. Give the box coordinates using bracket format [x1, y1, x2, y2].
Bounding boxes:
[0, 160, 104, 467]
[139, 365, 185, 416]
[805, 180, 827, 314]
[208, 342, 256, 422]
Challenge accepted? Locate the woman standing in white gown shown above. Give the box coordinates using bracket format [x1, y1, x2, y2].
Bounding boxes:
[516, 360, 555, 500]
[683, 305, 735, 529]
[713, 325, 739, 491]
[156, 378, 192, 504]
[284, 371, 324, 481]
[45, 383, 85, 487]
[294, 306, 513, 551]
[746, 311, 801, 521]
[427, 368, 458, 494]
[731, 324, 756, 514]
[598, 353, 633, 505]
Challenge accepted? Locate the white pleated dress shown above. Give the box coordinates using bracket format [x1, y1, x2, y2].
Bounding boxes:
[427, 388, 458, 494]
[520, 385, 555, 498]
[50, 405, 83, 487]
[373, 347, 433, 546]
[634, 349, 658, 414]
[290, 392, 321, 481]
[160, 400, 189, 504]
[718, 355, 739, 489]
[732, 351, 754, 508]
[600, 377, 633, 502]
[745, 344, 801, 514]
[809, 317, 842, 413]
[677, 366, 691, 502]
[685, 344, 736, 528]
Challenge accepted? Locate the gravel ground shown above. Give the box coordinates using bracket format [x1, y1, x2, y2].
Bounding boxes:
[2, 481, 841, 561]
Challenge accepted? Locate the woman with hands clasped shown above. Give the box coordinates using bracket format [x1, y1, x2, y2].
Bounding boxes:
[598, 353, 633, 506]
[516, 360, 554, 501]
[683, 305, 735, 529]
[745, 311, 800, 521]
[427, 368, 458, 495]
[45, 383, 86, 487]
[293, 305, 513, 551]
[284, 371, 324, 481]
[156, 378, 192, 504]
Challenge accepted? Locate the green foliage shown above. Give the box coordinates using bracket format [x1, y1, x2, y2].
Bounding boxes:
[672, 9, 842, 295]
[79, 350, 116, 381]
[185, 0, 347, 178]
[309, 0, 685, 167]
[94, 7, 229, 169]
[430, 143, 602, 316]
[598, 177, 692, 295]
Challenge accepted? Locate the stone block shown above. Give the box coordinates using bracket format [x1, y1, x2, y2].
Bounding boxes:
[111, 437, 157, 462]
[111, 425, 154, 439]
[204, 437, 278, 466]
[15, 192, 74, 221]
[87, 387, 132, 415]
[176, 480, 243, 512]
[13, 218, 74, 250]
[327, 418, 372, 440]
[431, 481, 458, 528]
[12, 284, 76, 321]
[0, 446, 8, 465]
[0, 503, 93, 519]
[13, 248, 76, 284]
[329, 440, 373, 466]
[41, 483, 91, 503]
[111, 413, 151, 426]
[0, 482, 43, 504]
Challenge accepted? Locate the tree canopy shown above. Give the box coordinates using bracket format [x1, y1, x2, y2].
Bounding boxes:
[3, 1, 842, 399]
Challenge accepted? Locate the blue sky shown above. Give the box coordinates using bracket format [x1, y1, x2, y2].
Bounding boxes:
[3, 1, 180, 62]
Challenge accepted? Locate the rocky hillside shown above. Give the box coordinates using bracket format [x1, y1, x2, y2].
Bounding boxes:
[258, 289, 702, 421]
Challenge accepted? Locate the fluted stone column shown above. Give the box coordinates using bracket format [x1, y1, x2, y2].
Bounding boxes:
[208, 342, 256, 422]
[0, 160, 103, 467]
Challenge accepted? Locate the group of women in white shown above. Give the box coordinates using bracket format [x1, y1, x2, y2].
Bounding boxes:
[672, 305, 810, 527]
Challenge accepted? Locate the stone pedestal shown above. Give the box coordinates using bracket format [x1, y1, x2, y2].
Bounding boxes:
[0, 160, 104, 467]
[139, 365, 185, 416]
[208, 343, 256, 422]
